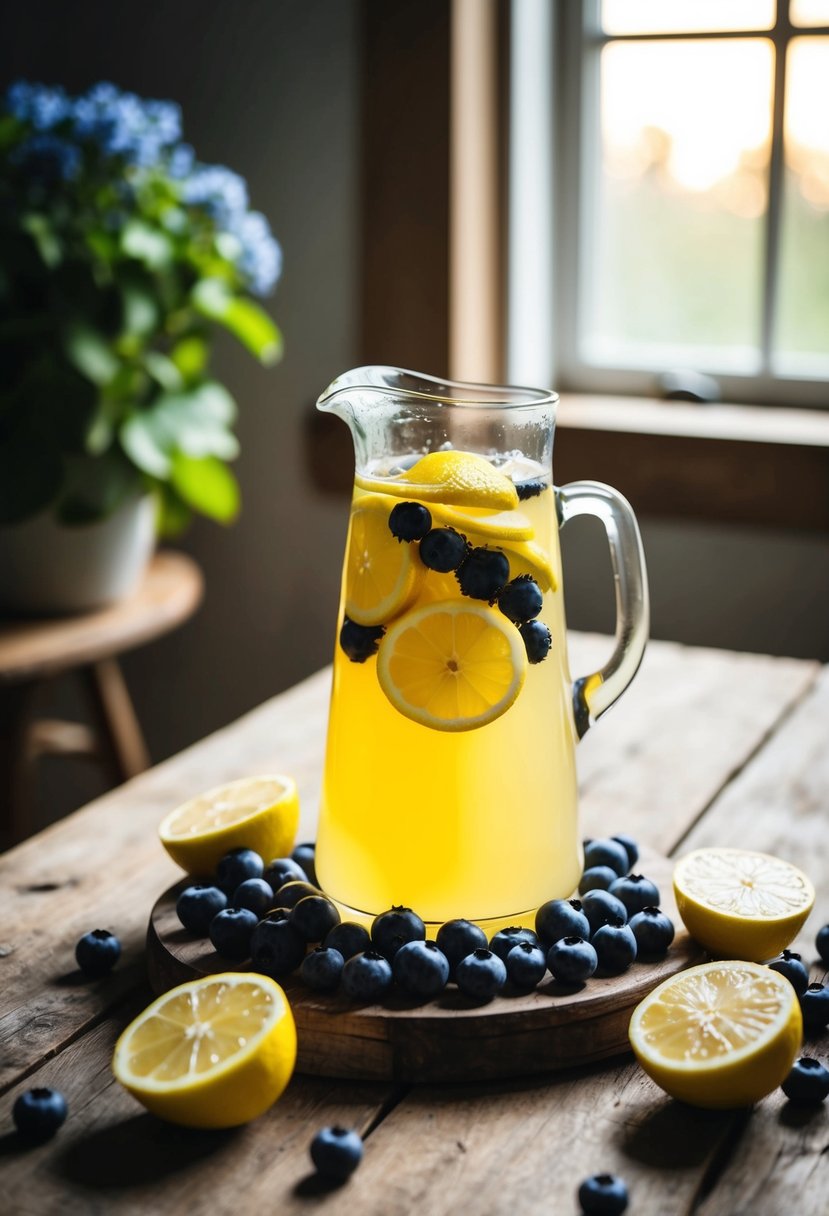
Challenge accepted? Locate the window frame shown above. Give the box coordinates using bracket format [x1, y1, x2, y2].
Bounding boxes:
[547, 0, 829, 408]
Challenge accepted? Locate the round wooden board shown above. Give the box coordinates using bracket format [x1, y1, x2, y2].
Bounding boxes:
[147, 849, 704, 1083]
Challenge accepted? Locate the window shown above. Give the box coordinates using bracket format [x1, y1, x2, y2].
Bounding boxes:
[510, 0, 829, 405]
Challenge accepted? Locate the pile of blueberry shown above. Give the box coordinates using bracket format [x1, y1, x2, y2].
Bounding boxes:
[340, 498, 553, 666]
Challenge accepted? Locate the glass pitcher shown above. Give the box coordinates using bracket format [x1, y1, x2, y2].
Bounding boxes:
[315, 367, 648, 931]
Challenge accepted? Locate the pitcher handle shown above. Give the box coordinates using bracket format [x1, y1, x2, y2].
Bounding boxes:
[557, 480, 650, 740]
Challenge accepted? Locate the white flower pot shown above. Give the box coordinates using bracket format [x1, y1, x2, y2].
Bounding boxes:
[0, 494, 156, 616]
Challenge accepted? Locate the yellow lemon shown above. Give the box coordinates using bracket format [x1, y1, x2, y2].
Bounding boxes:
[498, 539, 557, 593]
[345, 495, 422, 625]
[430, 503, 535, 543]
[629, 960, 802, 1109]
[159, 775, 299, 875]
[673, 847, 815, 962]
[365, 450, 519, 511]
[113, 974, 296, 1128]
[377, 600, 527, 731]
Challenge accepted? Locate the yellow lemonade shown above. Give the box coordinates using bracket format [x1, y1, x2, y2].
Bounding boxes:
[316, 452, 581, 928]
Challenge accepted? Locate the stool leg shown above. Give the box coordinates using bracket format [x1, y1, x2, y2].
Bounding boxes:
[0, 682, 38, 846]
[83, 659, 150, 783]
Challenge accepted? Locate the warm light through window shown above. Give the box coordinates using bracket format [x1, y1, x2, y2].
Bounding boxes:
[601, 0, 774, 36]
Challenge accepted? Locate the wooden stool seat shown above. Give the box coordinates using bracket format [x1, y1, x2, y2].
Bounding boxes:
[0, 551, 202, 845]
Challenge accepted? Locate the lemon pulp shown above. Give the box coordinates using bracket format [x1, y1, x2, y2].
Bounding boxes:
[344, 496, 421, 625]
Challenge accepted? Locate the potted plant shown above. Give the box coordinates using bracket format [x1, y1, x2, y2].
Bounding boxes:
[0, 80, 282, 613]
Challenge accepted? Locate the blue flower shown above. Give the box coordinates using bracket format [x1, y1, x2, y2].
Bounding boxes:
[182, 165, 249, 227]
[229, 210, 282, 297]
[4, 80, 71, 130]
[167, 142, 195, 179]
[11, 133, 81, 182]
[72, 82, 181, 167]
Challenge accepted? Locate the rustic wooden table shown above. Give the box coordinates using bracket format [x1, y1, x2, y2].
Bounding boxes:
[2, 634, 827, 1215]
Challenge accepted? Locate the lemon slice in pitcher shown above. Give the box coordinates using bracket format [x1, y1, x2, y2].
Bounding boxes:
[393, 451, 519, 511]
[377, 600, 526, 731]
[673, 848, 815, 962]
[345, 495, 422, 625]
[629, 960, 802, 1109]
[113, 974, 297, 1128]
[158, 775, 299, 875]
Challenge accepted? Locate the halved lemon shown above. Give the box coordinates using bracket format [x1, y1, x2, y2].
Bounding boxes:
[377, 600, 527, 731]
[673, 848, 815, 962]
[159, 775, 299, 875]
[345, 495, 422, 625]
[375, 450, 519, 511]
[113, 974, 297, 1128]
[629, 960, 802, 1109]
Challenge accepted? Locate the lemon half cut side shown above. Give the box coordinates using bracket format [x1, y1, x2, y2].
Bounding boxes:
[113, 973, 297, 1128]
[377, 600, 527, 731]
[672, 847, 815, 962]
[629, 960, 802, 1109]
[158, 775, 299, 875]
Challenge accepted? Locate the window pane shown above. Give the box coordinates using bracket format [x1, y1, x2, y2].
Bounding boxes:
[601, 1, 774, 35]
[584, 39, 773, 371]
[790, 0, 829, 25]
[775, 38, 829, 374]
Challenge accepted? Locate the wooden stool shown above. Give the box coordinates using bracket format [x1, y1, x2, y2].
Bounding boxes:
[0, 551, 203, 846]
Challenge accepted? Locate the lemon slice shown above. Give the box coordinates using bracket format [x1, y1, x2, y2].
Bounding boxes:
[673, 848, 815, 962]
[629, 960, 802, 1109]
[113, 974, 297, 1128]
[377, 600, 527, 731]
[430, 503, 534, 542]
[159, 775, 299, 875]
[499, 539, 557, 593]
[345, 495, 422, 625]
[366, 451, 519, 511]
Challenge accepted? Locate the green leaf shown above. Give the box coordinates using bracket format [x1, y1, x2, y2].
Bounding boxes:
[143, 350, 184, 392]
[62, 322, 120, 387]
[0, 429, 63, 524]
[119, 274, 160, 339]
[120, 410, 172, 478]
[170, 334, 209, 382]
[171, 453, 239, 523]
[57, 449, 142, 525]
[21, 213, 62, 268]
[119, 381, 239, 479]
[153, 484, 193, 537]
[192, 279, 282, 364]
[121, 219, 173, 270]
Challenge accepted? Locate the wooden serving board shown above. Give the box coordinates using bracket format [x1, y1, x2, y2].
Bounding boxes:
[146, 850, 704, 1084]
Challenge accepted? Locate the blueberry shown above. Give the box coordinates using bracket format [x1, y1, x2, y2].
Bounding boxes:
[781, 1057, 829, 1105]
[535, 898, 591, 947]
[309, 1125, 364, 1182]
[176, 885, 228, 936]
[583, 838, 629, 878]
[371, 906, 426, 960]
[233, 877, 277, 918]
[341, 950, 393, 1001]
[577, 1172, 629, 1215]
[393, 940, 450, 1001]
[275, 880, 322, 909]
[581, 889, 628, 935]
[609, 873, 661, 916]
[546, 936, 598, 984]
[592, 919, 637, 975]
[291, 842, 317, 886]
[489, 926, 539, 964]
[506, 941, 547, 989]
[324, 921, 372, 961]
[573, 890, 627, 933]
[456, 547, 510, 601]
[264, 856, 308, 890]
[301, 946, 344, 993]
[519, 620, 552, 664]
[515, 479, 547, 501]
[497, 575, 543, 623]
[579, 866, 619, 895]
[816, 923, 829, 967]
[611, 834, 639, 869]
[216, 847, 264, 893]
[628, 908, 675, 958]
[766, 949, 810, 996]
[291, 894, 341, 943]
[419, 527, 468, 572]
[12, 1088, 68, 1142]
[435, 919, 488, 978]
[339, 617, 385, 663]
[455, 948, 507, 1001]
[250, 909, 307, 975]
[75, 929, 121, 977]
[209, 907, 258, 960]
[389, 501, 432, 542]
[800, 983, 829, 1033]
